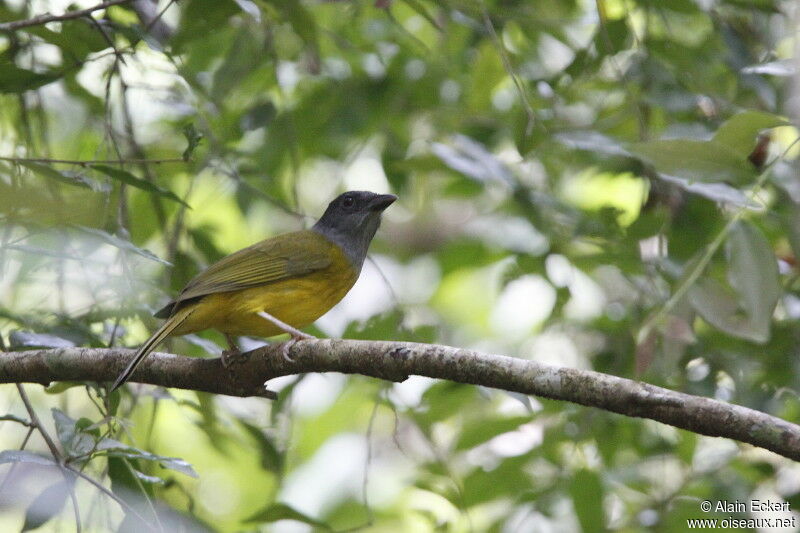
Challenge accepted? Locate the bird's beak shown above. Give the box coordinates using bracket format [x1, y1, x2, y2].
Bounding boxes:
[369, 194, 397, 212]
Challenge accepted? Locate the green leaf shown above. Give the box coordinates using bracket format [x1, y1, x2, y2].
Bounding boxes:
[401, 0, 441, 31]
[454, 416, 531, 450]
[18, 161, 101, 190]
[712, 111, 788, 155]
[132, 470, 166, 485]
[182, 123, 203, 161]
[688, 278, 767, 343]
[90, 165, 190, 207]
[52, 408, 95, 457]
[96, 438, 199, 478]
[343, 310, 436, 343]
[263, 0, 320, 57]
[172, 0, 241, 50]
[0, 63, 62, 93]
[21, 479, 72, 532]
[629, 139, 755, 184]
[0, 450, 55, 466]
[108, 456, 154, 500]
[417, 382, 478, 427]
[244, 503, 331, 529]
[569, 469, 605, 532]
[44, 382, 85, 394]
[555, 131, 631, 157]
[725, 221, 780, 341]
[461, 454, 532, 507]
[656, 174, 761, 209]
[239, 421, 284, 474]
[23, 19, 109, 61]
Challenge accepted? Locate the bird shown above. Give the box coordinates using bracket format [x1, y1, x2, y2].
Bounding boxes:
[111, 190, 396, 391]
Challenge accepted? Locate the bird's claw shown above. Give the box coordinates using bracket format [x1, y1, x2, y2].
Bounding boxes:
[221, 348, 241, 368]
[280, 333, 316, 362]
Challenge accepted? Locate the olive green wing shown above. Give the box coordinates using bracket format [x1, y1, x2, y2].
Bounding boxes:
[172, 230, 332, 305]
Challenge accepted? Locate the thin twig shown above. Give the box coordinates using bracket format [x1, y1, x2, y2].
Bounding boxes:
[67, 481, 83, 533]
[0, 0, 131, 32]
[64, 464, 154, 529]
[412, 414, 474, 532]
[16, 384, 84, 532]
[362, 400, 379, 525]
[0, 156, 186, 166]
[16, 384, 62, 459]
[481, 7, 536, 136]
[143, 0, 177, 35]
[88, 14, 127, 67]
[0, 414, 33, 427]
[118, 75, 167, 226]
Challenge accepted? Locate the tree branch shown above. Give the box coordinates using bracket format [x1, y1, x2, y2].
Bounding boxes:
[2, 339, 799, 462]
[0, 0, 131, 32]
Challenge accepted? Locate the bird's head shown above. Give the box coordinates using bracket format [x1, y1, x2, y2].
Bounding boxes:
[312, 190, 396, 269]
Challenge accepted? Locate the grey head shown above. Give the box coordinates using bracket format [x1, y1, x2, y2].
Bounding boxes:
[312, 191, 396, 270]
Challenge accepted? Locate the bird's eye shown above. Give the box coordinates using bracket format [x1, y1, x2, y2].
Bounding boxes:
[342, 196, 355, 208]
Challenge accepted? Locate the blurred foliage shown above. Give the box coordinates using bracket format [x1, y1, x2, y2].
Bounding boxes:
[1, 0, 800, 531]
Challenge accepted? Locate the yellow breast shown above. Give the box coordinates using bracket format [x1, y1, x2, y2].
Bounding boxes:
[171, 244, 358, 338]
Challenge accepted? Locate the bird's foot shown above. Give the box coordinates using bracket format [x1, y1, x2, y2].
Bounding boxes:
[279, 332, 316, 362]
[221, 348, 243, 368]
[221, 334, 243, 367]
[256, 311, 317, 362]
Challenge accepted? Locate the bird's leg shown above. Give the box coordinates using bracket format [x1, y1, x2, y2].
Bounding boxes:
[256, 311, 316, 362]
[221, 333, 242, 368]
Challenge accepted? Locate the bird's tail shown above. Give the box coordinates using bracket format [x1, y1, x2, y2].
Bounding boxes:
[111, 306, 195, 391]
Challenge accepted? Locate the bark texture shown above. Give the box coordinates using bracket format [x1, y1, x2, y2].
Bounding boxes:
[2, 339, 799, 462]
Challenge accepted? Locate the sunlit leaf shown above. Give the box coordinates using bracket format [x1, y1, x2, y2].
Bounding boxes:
[741, 60, 795, 76]
[712, 111, 788, 155]
[656, 174, 761, 209]
[244, 503, 331, 529]
[554, 131, 631, 157]
[132, 470, 166, 485]
[629, 139, 755, 184]
[431, 134, 513, 184]
[454, 416, 531, 450]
